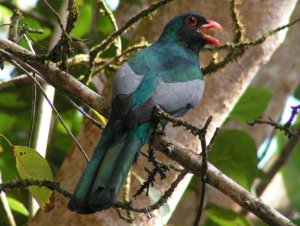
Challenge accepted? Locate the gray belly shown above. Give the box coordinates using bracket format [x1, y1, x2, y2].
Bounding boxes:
[152, 79, 204, 115]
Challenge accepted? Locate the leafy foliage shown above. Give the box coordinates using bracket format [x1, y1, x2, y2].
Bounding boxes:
[293, 82, 300, 100]
[209, 129, 259, 190]
[229, 87, 272, 122]
[204, 203, 251, 226]
[281, 143, 300, 212]
[7, 197, 29, 216]
[71, 3, 92, 38]
[13, 146, 54, 209]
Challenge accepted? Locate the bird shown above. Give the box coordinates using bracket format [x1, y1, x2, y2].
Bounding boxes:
[68, 12, 221, 214]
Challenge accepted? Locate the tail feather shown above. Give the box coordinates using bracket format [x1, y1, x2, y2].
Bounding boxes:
[68, 122, 143, 213]
[89, 138, 141, 211]
[68, 122, 115, 214]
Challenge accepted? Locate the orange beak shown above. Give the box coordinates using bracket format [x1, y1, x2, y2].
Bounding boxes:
[197, 19, 222, 46]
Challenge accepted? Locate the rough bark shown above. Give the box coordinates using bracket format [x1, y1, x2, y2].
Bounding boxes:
[28, 0, 298, 225]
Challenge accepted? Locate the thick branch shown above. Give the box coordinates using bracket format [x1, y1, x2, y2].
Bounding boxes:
[153, 135, 295, 226]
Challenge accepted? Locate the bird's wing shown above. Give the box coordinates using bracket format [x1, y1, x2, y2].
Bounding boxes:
[112, 61, 156, 130]
[112, 59, 204, 129]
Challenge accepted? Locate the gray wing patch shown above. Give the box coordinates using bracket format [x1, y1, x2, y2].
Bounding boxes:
[152, 79, 204, 116]
[112, 63, 154, 130]
[112, 62, 143, 97]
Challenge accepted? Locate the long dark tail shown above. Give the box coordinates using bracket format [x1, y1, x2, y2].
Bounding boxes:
[68, 121, 142, 214]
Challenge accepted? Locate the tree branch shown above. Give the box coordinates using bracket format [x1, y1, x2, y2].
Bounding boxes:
[152, 135, 296, 226]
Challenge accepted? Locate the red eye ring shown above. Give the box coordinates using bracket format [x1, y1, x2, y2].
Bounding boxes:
[185, 15, 198, 27]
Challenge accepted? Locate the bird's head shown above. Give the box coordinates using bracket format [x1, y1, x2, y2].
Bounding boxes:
[159, 13, 222, 53]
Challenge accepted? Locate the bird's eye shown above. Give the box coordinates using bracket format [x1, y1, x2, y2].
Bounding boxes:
[185, 16, 198, 27]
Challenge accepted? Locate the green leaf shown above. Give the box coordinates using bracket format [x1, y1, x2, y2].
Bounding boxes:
[13, 146, 54, 209]
[281, 143, 300, 212]
[97, 15, 113, 34]
[209, 129, 259, 190]
[293, 82, 300, 100]
[204, 203, 252, 226]
[0, 92, 27, 108]
[292, 217, 300, 225]
[0, 113, 15, 133]
[71, 3, 92, 38]
[7, 197, 29, 216]
[0, 136, 18, 181]
[229, 87, 272, 122]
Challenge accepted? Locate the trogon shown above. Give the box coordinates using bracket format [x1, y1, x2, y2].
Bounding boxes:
[68, 12, 221, 213]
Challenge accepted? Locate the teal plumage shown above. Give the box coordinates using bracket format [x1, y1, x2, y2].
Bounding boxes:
[68, 13, 221, 213]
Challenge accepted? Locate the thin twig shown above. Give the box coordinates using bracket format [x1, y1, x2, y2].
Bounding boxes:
[202, 17, 300, 75]
[90, 0, 173, 58]
[204, 17, 300, 53]
[193, 162, 206, 225]
[62, 94, 104, 129]
[65, 0, 78, 34]
[8, 9, 22, 42]
[0, 179, 72, 198]
[248, 118, 296, 138]
[230, 0, 244, 43]
[114, 208, 134, 223]
[23, 30, 37, 148]
[0, 23, 10, 27]
[28, 73, 37, 147]
[115, 170, 187, 213]
[193, 131, 208, 226]
[98, 0, 122, 55]
[0, 172, 16, 226]
[89, 0, 174, 78]
[154, 105, 212, 136]
[92, 42, 149, 76]
[42, 0, 65, 33]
